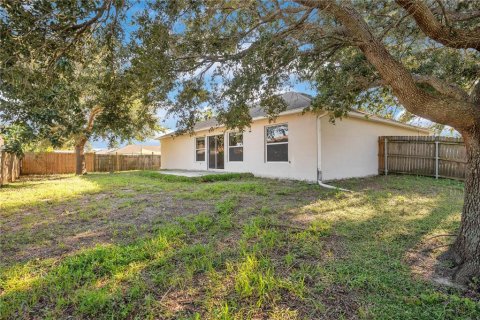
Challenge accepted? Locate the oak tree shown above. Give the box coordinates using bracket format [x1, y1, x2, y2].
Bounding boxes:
[139, 0, 480, 284]
[0, 0, 170, 174]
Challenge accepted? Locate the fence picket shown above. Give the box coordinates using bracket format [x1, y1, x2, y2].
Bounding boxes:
[0, 151, 21, 186]
[379, 136, 466, 180]
[20, 152, 161, 175]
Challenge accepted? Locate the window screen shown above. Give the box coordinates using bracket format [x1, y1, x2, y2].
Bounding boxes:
[228, 132, 243, 161]
[195, 137, 205, 161]
[266, 124, 288, 162]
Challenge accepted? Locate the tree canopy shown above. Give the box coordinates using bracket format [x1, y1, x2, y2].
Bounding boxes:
[0, 1, 170, 157]
[131, 0, 479, 134]
[134, 0, 480, 285]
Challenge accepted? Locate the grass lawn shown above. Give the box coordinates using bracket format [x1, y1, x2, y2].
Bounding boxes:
[0, 171, 478, 319]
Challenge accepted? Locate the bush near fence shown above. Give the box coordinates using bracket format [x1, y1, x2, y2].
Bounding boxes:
[0, 151, 21, 186]
[21, 152, 161, 175]
[378, 136, 466, 180]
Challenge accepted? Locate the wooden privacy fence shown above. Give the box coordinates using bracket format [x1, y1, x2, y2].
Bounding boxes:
[21, 152, 161, 175]
[22, 152, 94, 174]
[0, 151, 21, 186]
[378, 136, 466, 180]
[93, 154, 162, 172]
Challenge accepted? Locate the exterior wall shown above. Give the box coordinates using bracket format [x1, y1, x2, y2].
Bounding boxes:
[161, 111, 429, 182]
[161, 112, 319, 181]
[320, 115, 429, 181]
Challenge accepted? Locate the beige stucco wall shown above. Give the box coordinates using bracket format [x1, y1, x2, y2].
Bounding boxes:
[320, 115, 429, 181]
[161, 112, 429, 182]
[161, 112, 319, 181]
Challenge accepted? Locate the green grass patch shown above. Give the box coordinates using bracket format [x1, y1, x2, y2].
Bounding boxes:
[0, 172, 478, 319]
[140, 171, 254, 183]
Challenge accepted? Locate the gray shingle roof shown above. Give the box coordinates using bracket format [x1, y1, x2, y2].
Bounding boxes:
[194, 92, 311, 131]
[158, 91, 430, 139]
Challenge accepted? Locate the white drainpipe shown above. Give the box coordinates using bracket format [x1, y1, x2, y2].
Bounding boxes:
[316, 112, 352, 192]
[318, 180, 352, 192]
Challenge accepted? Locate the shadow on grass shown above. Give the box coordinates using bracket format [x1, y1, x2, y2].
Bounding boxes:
[1, 171, 281, 266]
[300, 176, 470, 318]
[0, 175, 75, 190]
[1, 173, 477, 319]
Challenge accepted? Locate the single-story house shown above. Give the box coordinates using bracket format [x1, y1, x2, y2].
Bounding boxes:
[159, 92, 430, 182]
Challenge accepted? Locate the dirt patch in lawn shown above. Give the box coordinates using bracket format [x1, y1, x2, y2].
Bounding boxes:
[0, 189, 216, 266]
[403, 235, 477, 294]
[405, 237, 453, 281]
[1, 176, 322, 266]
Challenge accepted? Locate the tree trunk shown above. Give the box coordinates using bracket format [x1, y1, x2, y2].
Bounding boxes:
[75, 138, 87, 175]
[444, 128, 480, 284]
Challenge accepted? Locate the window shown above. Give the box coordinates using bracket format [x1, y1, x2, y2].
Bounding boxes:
[195, 137, 205, 161]
[228, 132, 243, 162]
[265, 124, 288, 162]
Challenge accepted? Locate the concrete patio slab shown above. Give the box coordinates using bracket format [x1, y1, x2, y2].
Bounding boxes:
[158, 170, 229, 178]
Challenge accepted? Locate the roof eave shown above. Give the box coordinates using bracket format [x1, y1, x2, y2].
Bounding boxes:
[346, 111, 432, 134]
[158, 107, 306, 139]
[158, 106, 432, 139]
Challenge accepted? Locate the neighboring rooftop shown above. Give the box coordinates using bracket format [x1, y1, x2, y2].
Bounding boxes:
[97, 144, 161, 155]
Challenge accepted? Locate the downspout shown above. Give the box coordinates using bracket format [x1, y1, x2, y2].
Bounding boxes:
[318, 180, 352, 192]
[316, 112, 352, 192]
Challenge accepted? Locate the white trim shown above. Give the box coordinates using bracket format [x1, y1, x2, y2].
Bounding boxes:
[265, 123, 289, 163]
[316, 111, 329, 182]
[158, 108, 431, 140]
[346, 111, 431, 134]
[227, 131, 244, 162]
[194, 136, 206, 162]
[252, 108, 301, 122]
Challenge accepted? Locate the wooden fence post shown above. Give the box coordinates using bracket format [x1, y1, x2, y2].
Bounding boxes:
[0, 151, 5, 187]
[435, 139, 439, 179]
[384, 137, 388, 176]
[8, 153, 14, 182]
[109, 154, 114, 174]
[377, 136, 465, 180]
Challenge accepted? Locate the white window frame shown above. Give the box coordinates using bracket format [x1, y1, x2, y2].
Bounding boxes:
[228, 131, 244, 162]
[195, 136, 206, 162]
[265, 123, 289, 163]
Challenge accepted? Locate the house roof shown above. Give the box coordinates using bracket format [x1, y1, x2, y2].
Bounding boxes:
[192, 92, 312, 131]
[159, 91, 431, 138]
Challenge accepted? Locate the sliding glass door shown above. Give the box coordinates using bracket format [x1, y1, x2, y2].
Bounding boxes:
[208, 135, 224, 169]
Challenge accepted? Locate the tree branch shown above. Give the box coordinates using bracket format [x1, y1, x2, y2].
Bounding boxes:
[396, 0, 480, 51]
[51, 0, 113, 34]
[431, 7, 480, 22]
[293, 0, 478, 130]
[413, 75, 470, 101]
[86, 107, 102, 132]
[470, 80, 480, 105]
